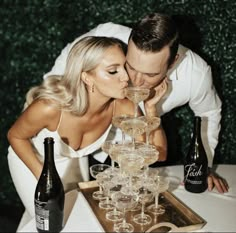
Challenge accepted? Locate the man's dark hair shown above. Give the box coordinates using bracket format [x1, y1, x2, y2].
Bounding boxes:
[129, 13, 179, 67]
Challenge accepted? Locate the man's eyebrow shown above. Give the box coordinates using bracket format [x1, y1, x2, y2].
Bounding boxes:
[126, 61, 160, 76]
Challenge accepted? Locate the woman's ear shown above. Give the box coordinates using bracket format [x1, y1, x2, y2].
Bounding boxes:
[81, 71, 90, 85]
[82, 71, 94, 93]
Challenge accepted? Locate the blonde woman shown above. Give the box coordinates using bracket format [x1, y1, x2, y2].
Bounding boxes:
[7, 36, 167, 228]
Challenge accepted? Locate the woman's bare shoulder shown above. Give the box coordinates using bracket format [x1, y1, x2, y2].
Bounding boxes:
[25, 99, 61, 124]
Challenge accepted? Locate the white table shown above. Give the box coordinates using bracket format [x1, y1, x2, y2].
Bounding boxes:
[19, 164, 236, 232]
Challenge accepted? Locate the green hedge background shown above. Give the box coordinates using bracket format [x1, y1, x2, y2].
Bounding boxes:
[0, 0, 235, 208]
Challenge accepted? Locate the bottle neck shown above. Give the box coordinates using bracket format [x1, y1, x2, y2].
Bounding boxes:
[193, 116, 201, 139]
[43, 137, 55, 168]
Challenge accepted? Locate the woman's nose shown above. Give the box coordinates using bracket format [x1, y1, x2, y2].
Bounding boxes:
[120, 70, 129, 81]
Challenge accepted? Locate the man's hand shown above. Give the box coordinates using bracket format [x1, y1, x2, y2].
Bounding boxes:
[208, 170, 229, 193]
[144, 78, 168, 117]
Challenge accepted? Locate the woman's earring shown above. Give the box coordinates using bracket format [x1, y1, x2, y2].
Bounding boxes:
[91, 84, 94, 93]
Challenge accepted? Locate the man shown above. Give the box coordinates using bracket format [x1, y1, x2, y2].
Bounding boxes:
[44, 13, 228, 193]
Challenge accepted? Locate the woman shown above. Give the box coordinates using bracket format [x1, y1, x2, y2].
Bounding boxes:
[7, 36, 167, 224]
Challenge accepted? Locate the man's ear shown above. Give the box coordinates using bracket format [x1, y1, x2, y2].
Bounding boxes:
[169, 54, 179, 70]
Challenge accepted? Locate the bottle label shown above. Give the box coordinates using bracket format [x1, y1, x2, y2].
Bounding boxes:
[184, 163, 203, 184]
[35, 199, 49, 231]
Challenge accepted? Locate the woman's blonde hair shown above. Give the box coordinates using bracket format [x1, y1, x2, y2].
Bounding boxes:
[24, 36, 126, 115]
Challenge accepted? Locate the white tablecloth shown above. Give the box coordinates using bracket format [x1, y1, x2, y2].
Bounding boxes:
[19, 164, 236, 232]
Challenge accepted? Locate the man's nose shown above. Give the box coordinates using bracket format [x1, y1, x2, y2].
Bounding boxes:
[132, 72, 144, 86]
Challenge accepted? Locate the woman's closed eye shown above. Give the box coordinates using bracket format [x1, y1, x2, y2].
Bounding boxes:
[108, 70, 118, 75]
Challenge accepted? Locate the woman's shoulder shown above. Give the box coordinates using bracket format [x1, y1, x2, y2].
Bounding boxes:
[27, 99, 61, 120]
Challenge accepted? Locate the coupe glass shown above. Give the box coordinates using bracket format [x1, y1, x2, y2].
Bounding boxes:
[120, 118, 147, 147]
[112, 190, 138, 233]
[147, 176, 170, 215]
[97, 172, 114, 210]
[101, 140, 119, 168]
[105, 176, 128, 222]
[139, 116, 161, 145]
[125, 87, 150, 117]
[89, 164, 110, 200]
[136, 144, 159, 176]
[112, 114, 133, 142]
[133, 177, 155, 225]
[102, 140, 133, 167]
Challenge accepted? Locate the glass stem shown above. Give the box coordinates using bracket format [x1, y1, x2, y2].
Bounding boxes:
[99, 185, 103, 194]
[134, 104, 138, 118]
[146, 131, 150, 145]
[155, 193, 159, 208]
[121, 130, 126, 144]
[131, 137, 135, 149]
[141, 203, 145, 219]
[144, 165, 149, 177]
[122, 209, 127, 227]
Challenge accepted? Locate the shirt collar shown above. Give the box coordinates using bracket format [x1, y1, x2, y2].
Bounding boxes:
[167, 44, 188, 80]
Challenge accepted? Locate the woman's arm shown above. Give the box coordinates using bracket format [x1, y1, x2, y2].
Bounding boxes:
[7, 100, 60, 179]
[148, 124, 167, 161]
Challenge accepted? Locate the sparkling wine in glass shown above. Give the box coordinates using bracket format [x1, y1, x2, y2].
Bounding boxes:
[97, 172, 114, 210]
[89, 164, 110, 200]
[136, 144, 159, 176]
[102, 140, 119, 168]
[112, 191, 138, 233]
[112, 114, 133, 142]
[104, 140, 133, 168]
[119, 152, 144, 178]
[139, 116, 161, 145]
[105, 176, 127, 222]
[147, 176, 170, 215]
[133, 176, 155, 225]
[120, 118, 147, 147]
[125, 87, 150, 117]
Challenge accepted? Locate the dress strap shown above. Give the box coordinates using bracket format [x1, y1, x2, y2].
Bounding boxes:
[56, 111, 63, 131]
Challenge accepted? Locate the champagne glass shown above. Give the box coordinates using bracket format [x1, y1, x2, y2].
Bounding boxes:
[111, 191, 138, 233]
[136, 144, 159, 176]
[139, 116, 161, 145]
[125, 87, 150, 117]
[109, 143, 134, 184]
[119, 152, 144, 177]
[89, 164, 110, 200]
[97, 172, 114, 210]
[120, 118, 147, 147]
[112, 114, 133, 142]
[133, 177, 155, 225]
[147, 176, 170, 215]
[101, 140, 119, 168]
[106, 176, 128, 222]
[102, 140, 132, 168]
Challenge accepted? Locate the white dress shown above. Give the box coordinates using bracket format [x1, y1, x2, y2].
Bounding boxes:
[7, 112, 112, 230]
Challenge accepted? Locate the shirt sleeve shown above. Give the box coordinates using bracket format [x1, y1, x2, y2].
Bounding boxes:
[189, 64, 222, 167]
[43, 22, 131, 79]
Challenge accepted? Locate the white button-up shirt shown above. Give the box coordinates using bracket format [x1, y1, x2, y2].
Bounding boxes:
[44, 22, 222, 167]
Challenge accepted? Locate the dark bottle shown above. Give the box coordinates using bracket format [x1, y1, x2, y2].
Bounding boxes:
[184, 117, 208, 193]
[34, 137, 65, 232]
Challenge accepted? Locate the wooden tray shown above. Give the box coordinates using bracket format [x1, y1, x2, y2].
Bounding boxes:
[78, 181, 206, 232]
